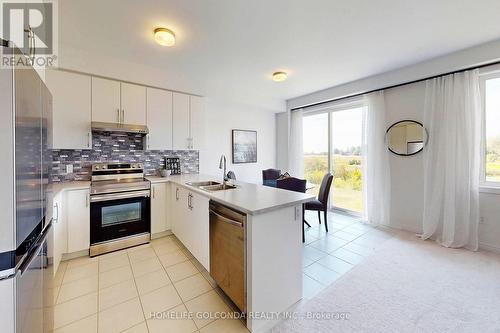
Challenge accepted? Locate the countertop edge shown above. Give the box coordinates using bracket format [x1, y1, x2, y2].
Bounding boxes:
[146, 176, 315, 216]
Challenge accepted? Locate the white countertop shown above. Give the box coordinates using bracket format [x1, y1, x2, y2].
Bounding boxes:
[147, 174, 315, 215]
[50, 181, 91, 197]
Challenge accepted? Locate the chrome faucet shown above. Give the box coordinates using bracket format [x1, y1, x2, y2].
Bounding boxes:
[219, 154, 228, 185]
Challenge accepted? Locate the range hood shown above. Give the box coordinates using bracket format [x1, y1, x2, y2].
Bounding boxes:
[91, 122, 149, 135]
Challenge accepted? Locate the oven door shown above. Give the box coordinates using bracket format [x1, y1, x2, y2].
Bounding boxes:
[90, 190, 150, 244]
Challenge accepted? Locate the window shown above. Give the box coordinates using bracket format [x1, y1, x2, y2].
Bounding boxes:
[303, 113, 329, 198]
[481, 74, 500, 185]
[303, 102, 364, 215]
[330, 107, 364, 213]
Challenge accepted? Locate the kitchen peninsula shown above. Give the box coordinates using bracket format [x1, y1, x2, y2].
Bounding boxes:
[149, 174, 314, 332]
[52, 173, 314, 332]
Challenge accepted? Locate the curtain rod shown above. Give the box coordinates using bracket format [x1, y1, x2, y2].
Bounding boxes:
[291, 58, 500, 111]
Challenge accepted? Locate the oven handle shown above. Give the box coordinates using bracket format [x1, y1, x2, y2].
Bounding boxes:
[90, 190, 150, 203]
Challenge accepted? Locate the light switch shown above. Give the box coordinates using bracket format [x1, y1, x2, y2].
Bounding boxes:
[66, 164, 73, 174]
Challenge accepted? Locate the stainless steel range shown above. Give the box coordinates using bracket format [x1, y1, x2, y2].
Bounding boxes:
[89, 163, 151, 256]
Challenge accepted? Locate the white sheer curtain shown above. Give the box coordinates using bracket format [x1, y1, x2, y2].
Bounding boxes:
[362, 91, 391, 226]
[288, 109, 304, 177]
[422, 70, 481, 250]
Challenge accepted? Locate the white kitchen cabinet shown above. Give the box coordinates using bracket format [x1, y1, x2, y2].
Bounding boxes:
[189, 95, 205, 151]
[66, 189, 90, 253]
[169, 185, 209, 270]
[151, 182, 170, 235]
[45, 70, 92, 149]
[91, 77, 121, 123]
[146, 88, 173, 150]
[172, 92, 190, 150]
[171, 185, 188, 246]
[52, 192, 66, 275]
[187, 190, 210, 270]
[121, 83, 146, 125]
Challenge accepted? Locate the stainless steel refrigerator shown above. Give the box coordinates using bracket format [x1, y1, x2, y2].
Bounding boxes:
[0, 40, 54, 333]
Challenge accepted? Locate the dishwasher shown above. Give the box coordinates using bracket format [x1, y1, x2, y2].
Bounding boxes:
[209, 201, 247, 313]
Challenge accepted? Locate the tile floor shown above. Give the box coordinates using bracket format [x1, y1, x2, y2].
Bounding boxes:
[301, 211, 395, 300]
[51, 211, 394, 333]
[51, 236, 248, 333]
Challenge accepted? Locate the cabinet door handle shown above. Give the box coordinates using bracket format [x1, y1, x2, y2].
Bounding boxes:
[152, 186, 155, 199]
[87, 132, 91, 148]
[121, 109, 125, 123]
[53, 202, 59, 224]
[117, 109, 120, 123]
[176, 188, 179, 201]
[86, 193, 89, 207]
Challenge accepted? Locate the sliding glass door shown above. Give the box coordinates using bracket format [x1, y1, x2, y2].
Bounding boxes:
[303, 113, 329, 198]
[303, 104, 364, 215]
[330, 107, 363, 214]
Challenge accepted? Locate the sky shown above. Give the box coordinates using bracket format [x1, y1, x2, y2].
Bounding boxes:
[303, 107, 363, 154]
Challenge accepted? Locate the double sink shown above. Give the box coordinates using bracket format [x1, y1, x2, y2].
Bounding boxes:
[186, 180, 237, 192]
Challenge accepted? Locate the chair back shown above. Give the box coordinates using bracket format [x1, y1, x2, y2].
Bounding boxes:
[276, 177, 306, 193]
[262, 168, 281, 181]
[318, 173, 334, 205]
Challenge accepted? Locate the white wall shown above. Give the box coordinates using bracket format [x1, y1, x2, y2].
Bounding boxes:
[199, 98, 277, 184]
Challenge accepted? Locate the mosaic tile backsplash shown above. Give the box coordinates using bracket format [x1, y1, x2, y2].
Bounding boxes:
[51, 132, 199, 182]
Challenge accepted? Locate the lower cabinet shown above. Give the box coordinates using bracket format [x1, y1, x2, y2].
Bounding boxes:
[53, 192, 66, 274]
[188, 191, 210, 270]
[151, 182, 170, 235]
[66, 189, 91, 253]
[170, 185, 210, 271]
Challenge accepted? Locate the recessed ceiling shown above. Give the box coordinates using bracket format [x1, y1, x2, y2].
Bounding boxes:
[57, 0, 500, 112]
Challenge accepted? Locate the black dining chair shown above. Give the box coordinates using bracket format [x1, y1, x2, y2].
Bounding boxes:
[276, 177, 308, 243]
[262, 168, 281, 187]
[304, 173, 334, 232]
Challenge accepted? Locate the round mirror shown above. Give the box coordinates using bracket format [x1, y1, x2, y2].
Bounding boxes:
[386, 120, 427, 156]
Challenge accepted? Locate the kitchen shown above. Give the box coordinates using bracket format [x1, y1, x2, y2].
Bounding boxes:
[1, 34, 313, 333]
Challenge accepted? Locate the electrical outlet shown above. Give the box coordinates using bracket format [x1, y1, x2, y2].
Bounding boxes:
[66, 164, 73, 174]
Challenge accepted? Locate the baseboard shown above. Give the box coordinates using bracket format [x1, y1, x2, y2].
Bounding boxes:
[62, 249, 89, 261]
[479, 242, 500, 254]
[151, 230, 173, 240]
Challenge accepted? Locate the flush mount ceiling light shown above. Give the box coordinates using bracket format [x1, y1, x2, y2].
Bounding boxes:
[154, 27, 176, 46]
[272, 71, 288, 82]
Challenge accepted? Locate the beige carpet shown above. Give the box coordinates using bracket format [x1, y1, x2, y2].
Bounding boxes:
[273, 232, 500, 333]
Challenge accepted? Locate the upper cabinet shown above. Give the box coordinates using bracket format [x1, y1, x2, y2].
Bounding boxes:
[189, 95, 205, 151]
[47, 71, 202, 151]
[147, 88, 173, 150]
[92, 78, 146, 126]
[121, 83, 146, 125]
[91, 77, 121, 124]
[172, 93, 205, 150]
[45, 70, 92, 149]
[172, 92, 190, 150]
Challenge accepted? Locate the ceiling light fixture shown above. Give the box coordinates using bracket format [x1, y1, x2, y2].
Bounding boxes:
[272, 71, 288, 82]
[154, 27, 176, 46]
